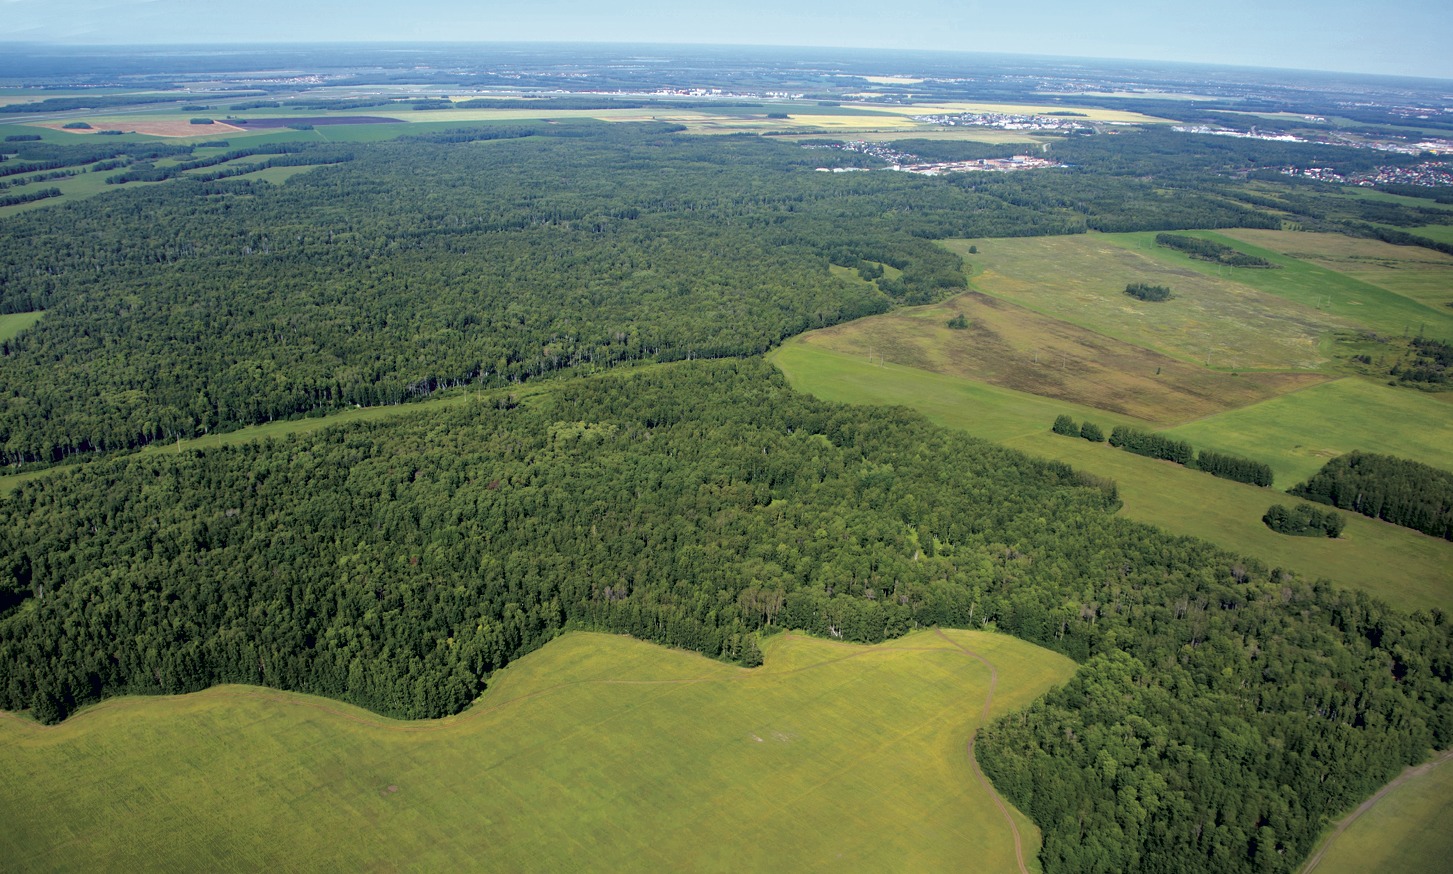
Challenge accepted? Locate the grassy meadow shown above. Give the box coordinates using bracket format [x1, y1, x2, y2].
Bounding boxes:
[768, 340, 1152, 443]
[1103, 230, 1453, 342]
[1220, 228, 1453, 310]
[789, 288, 1325, 424]
[1161, 377, 1453, 485]
[0, 629, 1075, 873]
[950, 235, 1349, 370]
[1300, 751, 1453, 874]
[0, 310, 43, 342]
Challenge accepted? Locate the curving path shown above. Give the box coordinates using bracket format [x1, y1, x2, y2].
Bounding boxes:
[936, 628, 1029, 874]
[1300, 747, 1453, 873]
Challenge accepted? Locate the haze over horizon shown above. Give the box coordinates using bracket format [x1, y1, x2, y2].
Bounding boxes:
[1, 0, 1450, 81]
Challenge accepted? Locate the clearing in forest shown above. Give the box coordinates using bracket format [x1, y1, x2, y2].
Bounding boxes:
[0, 629, 1074, 873]
[952, 235, 1349, 371]
[790, 289, 1325, 424]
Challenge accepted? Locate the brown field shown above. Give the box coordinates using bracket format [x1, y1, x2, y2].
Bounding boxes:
[1222, 228, 1453, 310]
[798, 288, 1325, 424]
[39, 120, 247, 137]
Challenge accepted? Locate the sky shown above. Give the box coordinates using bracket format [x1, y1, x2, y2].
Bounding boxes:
[1, 0, 1450, 81]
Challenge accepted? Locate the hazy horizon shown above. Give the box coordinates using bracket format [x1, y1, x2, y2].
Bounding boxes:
[1, 1, 1450, 81]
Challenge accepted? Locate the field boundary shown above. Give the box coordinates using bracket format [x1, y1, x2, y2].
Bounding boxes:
[1299, 747, 1453, 873]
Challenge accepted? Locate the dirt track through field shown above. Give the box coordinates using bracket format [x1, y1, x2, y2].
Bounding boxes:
[1299, 747, 1453, 873]
[936, 628, 1028, 874]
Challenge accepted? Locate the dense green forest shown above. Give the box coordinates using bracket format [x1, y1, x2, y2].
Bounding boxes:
[0, 124, 1318, 466]
[5, 114, 1453, 874]
[1291, 452, 1453, 540]
[0, 361, 1448, 874]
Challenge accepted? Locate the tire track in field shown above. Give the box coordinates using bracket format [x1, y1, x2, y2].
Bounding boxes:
[1300, 746, 1453, 873]
[935, 628, 1028, 874]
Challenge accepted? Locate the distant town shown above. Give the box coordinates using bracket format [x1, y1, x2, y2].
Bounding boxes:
[807, 140, 1062, 175]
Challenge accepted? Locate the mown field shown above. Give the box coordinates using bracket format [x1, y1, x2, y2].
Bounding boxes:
[1103, 230, 1453, 342]
[1299, 750, 1453, 874]
[948, 235, 1349, 370]
[0, 629, 1075, 873]
[772, 342, 1453, 615]
[1220, 228, 1453, 310]
[1162, 376, 1453, 485]
[788, 288, 1326, 424]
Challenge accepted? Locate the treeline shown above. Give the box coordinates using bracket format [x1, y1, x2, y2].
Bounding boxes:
[1196, 449, 1274, 488]
[1052, 414, 1103, 442]
[1291, 451, 1453, 540]
[103, 142, 343, 184]
[0, 187, 61, 208]
[1099, 425, 1272, 486]
[0, 360, 1448, 874]
[1156, 233, 1277, 267]
[1263, 502, 1345, 538]
[0, 93, 184, 114]
[1109, 425, 1193, 465]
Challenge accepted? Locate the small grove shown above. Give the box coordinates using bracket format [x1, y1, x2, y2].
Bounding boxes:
[1, 361, 1450, 874]
[1053, 416, 1273, 487]
[1291, 451, 1453, 540]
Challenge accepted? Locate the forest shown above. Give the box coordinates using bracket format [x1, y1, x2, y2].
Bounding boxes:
[0, 360, 1448, 874]
[0, 123, 1308, 466]
[1291, 452, 1453, 540]
[4, 113, 1453, 874]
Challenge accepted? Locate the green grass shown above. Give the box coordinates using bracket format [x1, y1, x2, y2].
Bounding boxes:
[952, 234, 1348, 371]
[791, 288, 1326, 425]
[1107, 230, 1453, 343]
[1007, 431, 1452, 615]
[1300, 751, 1453, 874]
[768, 339, 1151, 442]
[1161, 377, 1453, 485]
[0, 628, 1075, 872]
[1406, 224, 1453, 246]
[0, 310, 42, 342]
[773, 342, 1452, 614]
[1219, 228, 1453, 311]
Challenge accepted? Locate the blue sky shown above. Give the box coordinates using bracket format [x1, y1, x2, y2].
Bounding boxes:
[1, 0, 1449, 80]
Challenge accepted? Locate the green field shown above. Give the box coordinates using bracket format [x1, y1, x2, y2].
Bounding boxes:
[791, 288, 1325, 424]
[768, 340, 1151, 442]
[773, 342, 1453, 614]
[0, 310, 43, 342]
[0, 629, 1075, 872]
[1406, 224, 1453, 246]
[1104, 230, 1453, 342]
[1300, 750, 1453, 874]
[1221, 228, 1453, 310]
[1162, 377, 1453, 485]
[952, 234, 1350, 370]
